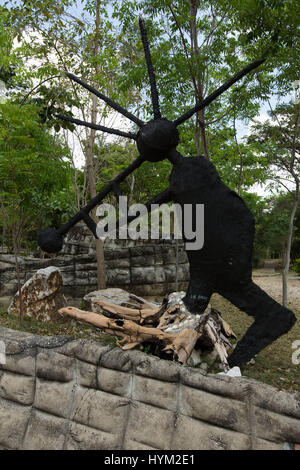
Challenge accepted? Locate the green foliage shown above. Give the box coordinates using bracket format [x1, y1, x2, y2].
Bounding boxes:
[113, 0, 300, 148]
[253, 192, 300, 261]
[247, 103, 300, 185]
[94, 141, 172, 205]
[246, 102, 300, 268]
[0, 101, 75, 251]
[209, 125, 269, 192]
[292, 259, 300, 274]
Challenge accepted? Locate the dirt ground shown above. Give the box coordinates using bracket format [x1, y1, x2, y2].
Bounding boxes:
[253, 272, 300, 312]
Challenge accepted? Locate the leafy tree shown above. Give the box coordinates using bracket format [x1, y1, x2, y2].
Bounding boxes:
[248, 102, 300, 306]
[0, 102, 74, 252]
[0, 101, 73, 325]
[113, 0, 300, 159]
[293, 258, 300, 274]
[252, 194, 291, 262]
[208, 124, 269, 193]
[254, 193, 300, 261]
[6, 0, 132, 288]
[292, 202, 300, 261]
[221, 0, 300, 93]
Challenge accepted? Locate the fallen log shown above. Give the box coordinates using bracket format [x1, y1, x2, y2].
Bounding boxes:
[90, 298, 164, 325]
[59, 290, 236, 371]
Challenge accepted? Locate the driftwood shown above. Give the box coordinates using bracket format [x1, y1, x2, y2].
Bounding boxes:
[59, 291, 236, 371]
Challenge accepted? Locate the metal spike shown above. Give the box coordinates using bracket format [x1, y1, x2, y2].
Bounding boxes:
[139, 16, 161, 120]
[66, 72, 144, 128]
[56, 114, 137, 140]
[174, 58, 266, 126]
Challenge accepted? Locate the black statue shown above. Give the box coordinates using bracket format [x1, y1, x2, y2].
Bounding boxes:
[38, 17, 296, 367]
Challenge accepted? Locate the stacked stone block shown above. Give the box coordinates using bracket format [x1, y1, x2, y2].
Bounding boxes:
[0, 238, 189, 305]
[0, 326, 299, 450]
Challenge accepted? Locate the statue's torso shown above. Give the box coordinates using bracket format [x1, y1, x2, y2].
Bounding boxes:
[169, 155, 255, 284]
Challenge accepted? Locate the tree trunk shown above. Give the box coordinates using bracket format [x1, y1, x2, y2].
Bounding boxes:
[1, 200, 5, 253]
[195, 120, 201, 155]
[198, 112, 210, 159]
[190, 0, 210, 160]
[85, 0, 106, 289]
[86, 97, 106, 289]
[12, 224, 23, 327]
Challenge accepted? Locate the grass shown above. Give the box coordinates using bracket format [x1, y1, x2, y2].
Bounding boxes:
[0, 310, 116, 346]
[210, 293, 300, 392]
[0, 295, 299, 393]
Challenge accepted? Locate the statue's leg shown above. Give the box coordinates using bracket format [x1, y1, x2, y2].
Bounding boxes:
[183, 273, 214, 313]
[218, 281, 296, 367]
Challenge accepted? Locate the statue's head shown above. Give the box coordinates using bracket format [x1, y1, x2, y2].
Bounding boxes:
[136, 118, 179, 162]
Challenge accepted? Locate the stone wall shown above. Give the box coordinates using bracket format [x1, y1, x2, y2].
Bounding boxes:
[0, 326, 299, 450]
[0, 229, 190, 308]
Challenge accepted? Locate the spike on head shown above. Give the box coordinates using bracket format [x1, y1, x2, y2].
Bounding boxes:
[138, 15, 161, 120]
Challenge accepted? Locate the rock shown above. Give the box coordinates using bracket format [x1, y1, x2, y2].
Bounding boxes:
[201, 349, 219, 366]
[247, 358, 255, 365]
[218, 366, 242, 378]
[0, 238, 190, 301]
[0, 297, 11, 311]
[187, 350, 202, 367]
[8, 266, 67, 322]
[83, 288, 159, 313]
